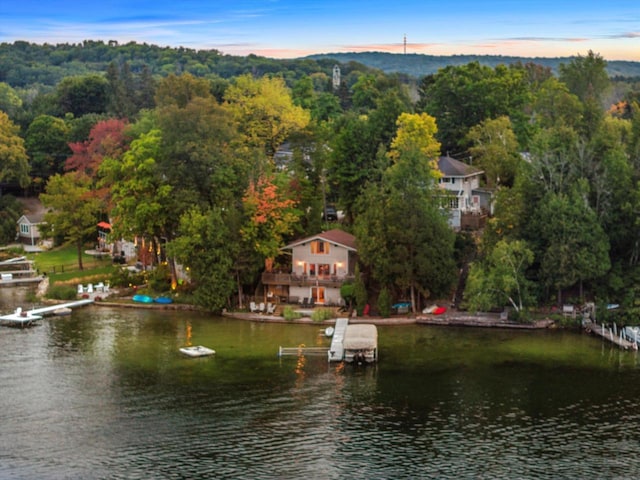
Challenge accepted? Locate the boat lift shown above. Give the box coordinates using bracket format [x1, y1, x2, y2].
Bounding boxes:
[278, 317, 378, 363]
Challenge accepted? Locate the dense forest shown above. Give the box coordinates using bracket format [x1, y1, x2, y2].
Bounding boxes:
[308, 52, 640, 78]
[2, 41, 640, 321]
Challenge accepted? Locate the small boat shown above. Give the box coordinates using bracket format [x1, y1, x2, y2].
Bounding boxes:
[53, 307, 72, 316]
[422, 305, 447, 315]
[179, 345, 216, 357]
[154, 296, 173, 304]
[132, 294, 153, 303]
[324, 326, 335, 337]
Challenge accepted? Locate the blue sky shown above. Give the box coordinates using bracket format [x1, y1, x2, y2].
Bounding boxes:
[2, 0, 639, 60]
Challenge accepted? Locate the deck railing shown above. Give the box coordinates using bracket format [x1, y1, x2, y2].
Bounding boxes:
[261, 272, 354, 287]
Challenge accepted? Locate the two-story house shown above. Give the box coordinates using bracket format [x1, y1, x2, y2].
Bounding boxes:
[437, 155, 492, 230]
[262, 229, 357, 306]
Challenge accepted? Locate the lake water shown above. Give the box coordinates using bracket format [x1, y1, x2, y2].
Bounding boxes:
[2, 289, 640, 479]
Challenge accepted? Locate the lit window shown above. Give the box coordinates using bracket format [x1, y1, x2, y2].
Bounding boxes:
[310, 240, 330, 254]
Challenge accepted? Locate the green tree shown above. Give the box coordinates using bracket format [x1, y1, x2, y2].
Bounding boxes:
[40, 172, 101, 270]
[223, 74, 310, 159]
[355, 112, 455, 312]
[417, 62, 528, 153]
[535, 184, 611, 303]
[0, 194, 23, 243]
[155, 95, 248, 209]
[0, 111, 30, 188]
[99, 129, 174, 252]
[464, 239, 534, 314]
[154, 73, 211, 109]
[56, 74, 109, 116]
[168, 207, 237, 311]
[466, 116, 521, 187]
[559, 50, 610, 105]
[24, 114, 71, 179]
[0, 82, 22, 118]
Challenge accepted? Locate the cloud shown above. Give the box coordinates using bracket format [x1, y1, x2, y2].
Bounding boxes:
[605, 31, 640, 39]
[339, 42, 441, 53]
[500, 37, 589, 43]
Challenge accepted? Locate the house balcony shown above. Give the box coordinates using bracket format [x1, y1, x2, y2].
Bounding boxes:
[261, 272, 354, 288]
[460, 211, 488, 230]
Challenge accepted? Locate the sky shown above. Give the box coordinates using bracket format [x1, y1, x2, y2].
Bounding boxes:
[1, 0, 639, 61]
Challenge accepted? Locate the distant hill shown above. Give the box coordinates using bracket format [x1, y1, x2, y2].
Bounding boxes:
[305, 52, 640, 78]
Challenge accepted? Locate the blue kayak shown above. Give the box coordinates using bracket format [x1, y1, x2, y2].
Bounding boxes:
[154, 296, 173, 304]
[132, 294, 153, 303]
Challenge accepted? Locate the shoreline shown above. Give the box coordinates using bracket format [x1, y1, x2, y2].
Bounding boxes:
[220, 308, 556, 329]
[30, 286, 558, 329]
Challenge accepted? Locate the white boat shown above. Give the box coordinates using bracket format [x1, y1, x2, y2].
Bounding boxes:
[179, 345, 216, 357]
[53, 307, 72, 316]
[324, 326, 335, 337]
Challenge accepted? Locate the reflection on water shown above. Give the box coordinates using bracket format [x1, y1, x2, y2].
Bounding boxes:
[1, 300, 640, 478]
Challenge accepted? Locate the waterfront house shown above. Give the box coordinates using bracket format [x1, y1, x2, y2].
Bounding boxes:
[16, 213, 46, 247]
[437, 155, 492, 230]
[262, 229, 357, 306]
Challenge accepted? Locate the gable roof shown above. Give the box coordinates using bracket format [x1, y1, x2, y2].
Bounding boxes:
[17, 213, 46, 225]
[438, 156, 483, 178]
[283, 229, 357, 252]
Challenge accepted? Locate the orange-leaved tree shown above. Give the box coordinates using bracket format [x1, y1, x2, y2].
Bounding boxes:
[241, 174, 300, 272]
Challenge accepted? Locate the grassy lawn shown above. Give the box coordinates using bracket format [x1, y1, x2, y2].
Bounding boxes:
[27, 244, 116, 287]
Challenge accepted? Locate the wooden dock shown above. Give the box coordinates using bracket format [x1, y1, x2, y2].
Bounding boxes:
[0, 256, 42, 286]
[0, 299, 94, 328]
[584, 321, 638, 350]
[328, 318, 349, 362]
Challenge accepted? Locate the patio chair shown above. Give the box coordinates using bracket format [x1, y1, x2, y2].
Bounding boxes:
[250, 301, 259, 313]
[258, 302, 266, 313]
[267, 303, 276, 314]
[301, 297, 309, 307]
[77, 284, 84, 295]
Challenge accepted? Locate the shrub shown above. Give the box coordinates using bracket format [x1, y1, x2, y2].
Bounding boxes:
[47, 284, 78, 300]
[311, 308, 334, 323]
[147, 264, 171, 292]
[283, 306, 302, 321]
[109, 267, 144, 288]
[340, 282, 355, 309]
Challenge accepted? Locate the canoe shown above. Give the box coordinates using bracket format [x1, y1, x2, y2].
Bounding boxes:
[179, 345, 216, 357]
[154, 296, 173, 304]
[132, 294, 153, 303]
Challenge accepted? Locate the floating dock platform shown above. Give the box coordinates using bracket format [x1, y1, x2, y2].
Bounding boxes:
[0, 299, 94, 328]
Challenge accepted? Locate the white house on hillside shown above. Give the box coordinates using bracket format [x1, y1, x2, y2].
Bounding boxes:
[17, 213, 46, 248]
[437, 155, 492, 230]
[261, 229, 357, 306]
